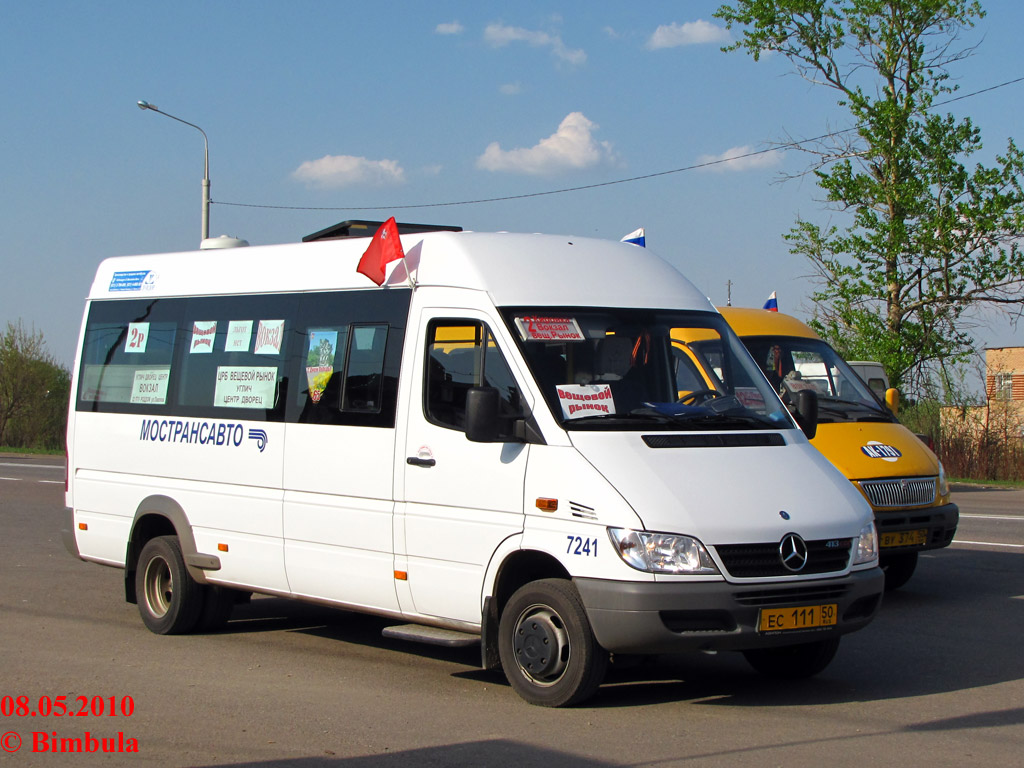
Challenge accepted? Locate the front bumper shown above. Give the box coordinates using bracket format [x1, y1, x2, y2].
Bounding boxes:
[876, 501, 958, 555]
[575, 567, 884, 655]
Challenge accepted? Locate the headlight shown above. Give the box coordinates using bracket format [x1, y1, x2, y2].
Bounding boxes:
[853, 521, 878, 565]
[607, 528, 720, 574]
[938, 461, 949, 498]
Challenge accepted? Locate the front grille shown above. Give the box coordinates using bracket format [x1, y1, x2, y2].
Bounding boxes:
[659, 610, 736, 633]
[715, 539, 852, 578]
[734, 584, 850, 607]
[860, 477, 936, 508]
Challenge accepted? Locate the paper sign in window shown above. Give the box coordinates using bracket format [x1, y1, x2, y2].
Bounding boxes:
[515, 316, 585, 342]
[125, 322, 150, 354]
[556, 384, 616, 419]
[305, 329, 338, 403]
[224, 321, 253, 353]
[130, 368, 170, 404]
[190, 321, 217, 354]
[214, 366, 278, 408]
[734, 387, 766, 410]
[254, 320, 285, 355]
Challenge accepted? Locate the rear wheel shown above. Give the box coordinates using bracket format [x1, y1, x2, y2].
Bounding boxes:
[743, 637, 840, 678]
[498, 579, 608, 707]
[882, 551, 918, 591]
[136, 536, 204, 635]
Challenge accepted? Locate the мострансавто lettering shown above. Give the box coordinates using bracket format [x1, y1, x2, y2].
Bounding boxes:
[139, 419, 244, 447]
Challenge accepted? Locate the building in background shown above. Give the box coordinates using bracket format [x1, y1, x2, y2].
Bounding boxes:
[942, 347, 1024, 440]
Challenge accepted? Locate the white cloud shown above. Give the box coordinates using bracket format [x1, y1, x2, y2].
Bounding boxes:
[483, 23, 586, 65]
[476, 112, 614, 176]
[292, 155, 406, 188]
[697, 145, 782, 172]
[647, 20, 730, 50]
[499, 82, 522, 95]
[435, 21, 464, 35]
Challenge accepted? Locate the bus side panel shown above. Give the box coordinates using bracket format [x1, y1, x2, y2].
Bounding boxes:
[71, 411, 289, 592]
[282, 423, 399, 611]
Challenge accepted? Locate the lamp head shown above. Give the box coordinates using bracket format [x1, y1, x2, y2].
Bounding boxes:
[137, 100, 156, 111]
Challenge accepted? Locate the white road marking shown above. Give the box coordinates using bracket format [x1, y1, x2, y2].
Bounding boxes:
[952, 539, 1024, 549]
[960, 513, 1024, 521]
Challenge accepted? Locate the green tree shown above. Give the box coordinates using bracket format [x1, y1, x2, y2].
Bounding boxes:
[715, 0, 1024, 393]
[0, 321, 70, 449]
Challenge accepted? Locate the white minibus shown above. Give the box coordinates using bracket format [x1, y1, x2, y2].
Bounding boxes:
[64, 227, 883, 706]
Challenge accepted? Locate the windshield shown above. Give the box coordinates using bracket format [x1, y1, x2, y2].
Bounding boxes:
[727, 335, 895, 424]
[500, 308, 795, 431]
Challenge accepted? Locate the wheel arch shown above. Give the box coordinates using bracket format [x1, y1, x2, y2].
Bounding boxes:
[481, 548, 571, 669]
[124, 495, 209, 603]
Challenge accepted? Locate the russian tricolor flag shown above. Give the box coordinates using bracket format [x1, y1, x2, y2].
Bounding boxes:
[763, 291, 778, 311]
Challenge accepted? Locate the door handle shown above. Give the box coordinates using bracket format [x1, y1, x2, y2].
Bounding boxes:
[406, 456, 436, 467]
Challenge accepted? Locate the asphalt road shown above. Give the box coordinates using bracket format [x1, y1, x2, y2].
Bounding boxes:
[1, 457, 1022, 767]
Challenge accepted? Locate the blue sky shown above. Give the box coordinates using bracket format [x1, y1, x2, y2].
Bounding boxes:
[2, 1, 1022, 367]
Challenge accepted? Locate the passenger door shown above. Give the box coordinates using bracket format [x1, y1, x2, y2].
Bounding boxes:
[283, 320, 402, 612]
[398, 313, 530, 624]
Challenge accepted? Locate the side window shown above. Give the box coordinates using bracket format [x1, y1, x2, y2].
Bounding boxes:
[425, 320, 523, 437]
[75, 289, 410, 427]
[866, 377, 887, 398]
[293, 289, 410, 428]
[176, 295, 295, 418]
[78, 299, 178, 408]
[342, 324, 388, 411]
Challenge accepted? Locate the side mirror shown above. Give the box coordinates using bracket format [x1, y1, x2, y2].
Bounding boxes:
[885, 387, 900, 415]
[465, 387, 500, 443]
[795, 389, 818, 440]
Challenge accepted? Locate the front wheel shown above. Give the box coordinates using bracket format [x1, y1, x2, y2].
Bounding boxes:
[136, 535, 204, 635]
[498, 579, 608, 707]
[742, 637, 840, 678]
[882, 551, 918, 591]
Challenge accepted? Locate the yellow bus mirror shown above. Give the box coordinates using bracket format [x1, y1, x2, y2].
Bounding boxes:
[885, 387, 899, 415]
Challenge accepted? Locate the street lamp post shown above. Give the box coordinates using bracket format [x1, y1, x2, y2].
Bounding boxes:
[137, 100, 210, 242]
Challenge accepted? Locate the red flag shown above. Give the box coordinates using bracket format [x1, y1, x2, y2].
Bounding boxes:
[356, 217, 405, 285]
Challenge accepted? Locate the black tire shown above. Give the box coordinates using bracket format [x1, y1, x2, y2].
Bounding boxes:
[882, 551, 918, 591]
[135, 536, 204, 635]
[498, 579, 608, 707]
[195, 585, 237, 632]
[743, 637, 840, 679]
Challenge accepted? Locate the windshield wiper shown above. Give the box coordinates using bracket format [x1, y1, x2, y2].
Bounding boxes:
[566, 411, 679, 426]
[634, 405, 779, 430]
[685, 412, 779, 429]
[818, 397, 894, 420]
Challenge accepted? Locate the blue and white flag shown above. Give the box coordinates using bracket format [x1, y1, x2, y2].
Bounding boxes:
[620, 227, 645, 247]
[763, 291, 778, 312]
